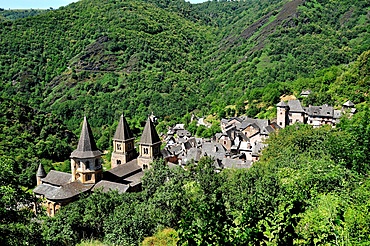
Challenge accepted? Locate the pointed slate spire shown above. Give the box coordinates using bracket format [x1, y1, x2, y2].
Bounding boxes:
[70, 117, 102, 158]
[113, 114, 134, 141]
[36, 163, 46, 178]
[140, 117, 161, 145]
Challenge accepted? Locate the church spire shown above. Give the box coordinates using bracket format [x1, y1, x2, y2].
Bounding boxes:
[36, 163, 46, 178]
[70, 116, 102, 159]
[111, 114, 136, 168]
[113, 114, 134, 141]
[137, 117, 162, 169]
[36, 163, 46, 186]
[70, 117, 103, 184]
[140, 117, 161, 145]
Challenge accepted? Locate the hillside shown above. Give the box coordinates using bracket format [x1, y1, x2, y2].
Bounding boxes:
[0, 0, 368, 138]
[1, 0, 370, 244]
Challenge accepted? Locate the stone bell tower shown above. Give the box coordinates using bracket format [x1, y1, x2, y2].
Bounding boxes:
[70, 117, 103, 184]
[111, 114, 136, 169]
[276, 101, 289, 128]
[137, 117, 162, 169]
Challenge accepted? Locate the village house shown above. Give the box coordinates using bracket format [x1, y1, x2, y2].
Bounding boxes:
[160, 116, 279, 170]
[34, 115, 161, 216]
[277, 99, 356, 128]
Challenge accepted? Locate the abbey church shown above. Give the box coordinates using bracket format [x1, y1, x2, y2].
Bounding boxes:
[34, 115, 161, 216]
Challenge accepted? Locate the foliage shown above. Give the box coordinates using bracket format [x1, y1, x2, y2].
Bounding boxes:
[1, 0, 370, 245]
[142, 228, 179, 246]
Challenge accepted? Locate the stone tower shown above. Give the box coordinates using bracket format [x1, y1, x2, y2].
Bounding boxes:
[276, 101, 289, 128]
[137, 117, 162, 169]
[111, 114, 136, 169]
[36, 163, 46, 186]
[70, 117, 103, 184]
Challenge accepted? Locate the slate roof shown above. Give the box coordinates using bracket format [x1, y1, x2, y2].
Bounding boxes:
[161, 148, 172, 158]
[70, 117, 102, 159]
[92, 180, 129, 194]
[183, 148, 202, 164]
[201, 142, 226, 160]
[113, 114, 134, 141]
[36, 163, 46, 178]
[42, 170, 71, 186]
[33, 183, 58, 196]
[287, 100, 305, 113]
[45, 182, 93, 201]
[264, 125, 275, 134]
[239, 118, 269, 131]
[276, 101, 288, 107]
[168, 145, 183, 155]
[104, 159, 142, 180]
[123, 171, 144, 187]
[306, 105, 333, 117]
[343, 100, 355, 107]
[187, 137, 197, 148]
[140, 118, 161, 145]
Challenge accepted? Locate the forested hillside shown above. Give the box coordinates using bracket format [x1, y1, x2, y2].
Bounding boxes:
[1, 0, 368, 136]
[0, 0, 370, 244]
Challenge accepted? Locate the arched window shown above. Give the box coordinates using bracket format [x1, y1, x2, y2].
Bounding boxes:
[144, 148, 148, 155]
[117, 160, 121, 165]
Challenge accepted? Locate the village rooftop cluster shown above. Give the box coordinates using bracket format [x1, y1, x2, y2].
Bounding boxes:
[34, 98, 356, 216]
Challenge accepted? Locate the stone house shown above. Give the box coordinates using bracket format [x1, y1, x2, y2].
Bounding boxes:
[277, 99, 355, 128]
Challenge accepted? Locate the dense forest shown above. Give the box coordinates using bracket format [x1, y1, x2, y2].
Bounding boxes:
[0, 0, 369, 244]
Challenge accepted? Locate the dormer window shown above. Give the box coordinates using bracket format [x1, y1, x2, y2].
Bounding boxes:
[86, 161, 90, 169]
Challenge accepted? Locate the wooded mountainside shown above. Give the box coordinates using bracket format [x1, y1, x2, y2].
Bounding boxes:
[1, 0, 370, 245]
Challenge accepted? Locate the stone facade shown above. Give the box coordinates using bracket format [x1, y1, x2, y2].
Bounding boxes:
[34, 115, 162, 216]
[277, 99, 355, 128]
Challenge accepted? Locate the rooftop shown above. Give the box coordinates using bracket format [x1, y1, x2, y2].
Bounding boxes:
[42, 170, 71, 186]
[139, 117, 161, 145]
[113, 114, 134, 141]
[92, 180, 129, 194]
[70, 117, 102, 159]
